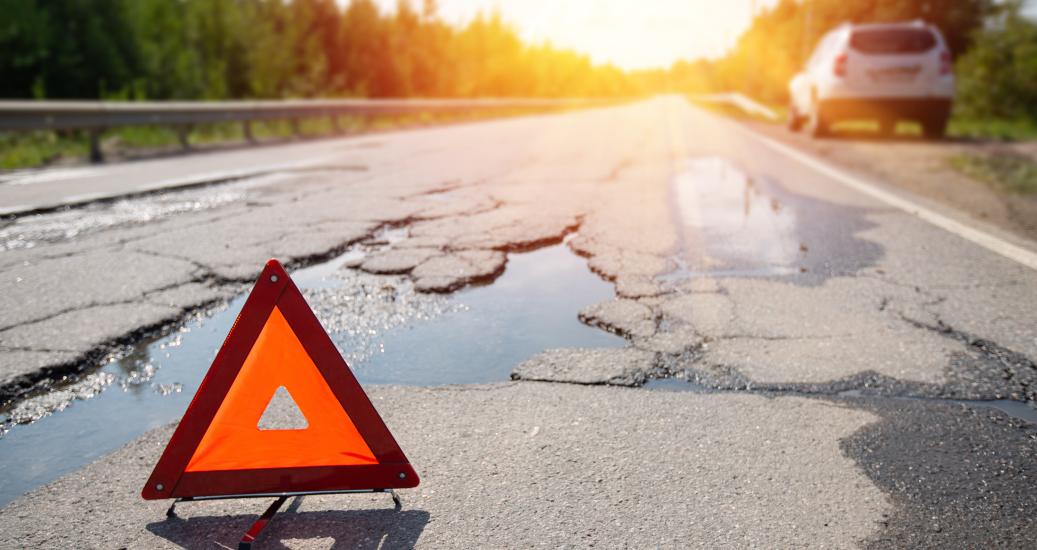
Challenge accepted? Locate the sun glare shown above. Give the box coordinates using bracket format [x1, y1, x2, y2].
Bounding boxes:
[373, 0, 776, 69]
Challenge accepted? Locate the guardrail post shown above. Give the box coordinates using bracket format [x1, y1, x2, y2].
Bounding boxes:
[290, 118, 301, 138]
[177, 126, 191, 150]
[88, 128, 104, 163]
[330, 115, 342, 134]
[243, 121, 255, 143]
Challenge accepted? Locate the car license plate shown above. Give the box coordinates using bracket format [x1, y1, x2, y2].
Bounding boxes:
[868, 65, 921, 82]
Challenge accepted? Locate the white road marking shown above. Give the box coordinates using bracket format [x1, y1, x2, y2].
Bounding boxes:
[131, 154, 344, 194]
[0, 205, 30, 216]
[739, 126, 1037, 271]
[2, 153, 346, 216]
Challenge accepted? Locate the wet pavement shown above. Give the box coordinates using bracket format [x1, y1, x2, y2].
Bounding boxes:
[669, 156, 802, 278]
[1, 97, 1036, 547]
[0, 238, 619, 506]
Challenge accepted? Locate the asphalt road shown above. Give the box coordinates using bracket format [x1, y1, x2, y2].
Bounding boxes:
[0, 97, 1035, 548]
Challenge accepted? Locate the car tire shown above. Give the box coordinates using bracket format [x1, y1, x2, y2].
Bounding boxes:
[877, 116, 896, 137]
[806, 102, 829, 138]
[787, 104, 804, 132]
[922, 114, 948, 140]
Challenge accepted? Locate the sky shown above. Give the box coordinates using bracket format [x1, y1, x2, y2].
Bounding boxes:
[372, 0, 779, 70]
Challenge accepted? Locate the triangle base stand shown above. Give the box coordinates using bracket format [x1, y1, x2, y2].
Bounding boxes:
[164, 489, 403, 549]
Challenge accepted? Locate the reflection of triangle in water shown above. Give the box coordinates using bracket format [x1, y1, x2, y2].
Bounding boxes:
[258, 386, 309, 430]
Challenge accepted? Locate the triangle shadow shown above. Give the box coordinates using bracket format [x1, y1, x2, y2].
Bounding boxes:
[146, 505, 430, 549]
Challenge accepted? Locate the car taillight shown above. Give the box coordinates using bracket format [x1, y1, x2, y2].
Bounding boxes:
[833, 52, 848, 77]
[939, 50, 952, 75]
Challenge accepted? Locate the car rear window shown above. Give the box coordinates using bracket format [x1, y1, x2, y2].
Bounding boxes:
[850, 28, 936, 54]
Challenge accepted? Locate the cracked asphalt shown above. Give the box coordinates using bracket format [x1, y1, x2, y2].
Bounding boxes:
[1, 97, 1036, 548]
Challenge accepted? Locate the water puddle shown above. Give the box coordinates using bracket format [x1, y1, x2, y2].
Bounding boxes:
[662, 157, 802, 282]
[642, 378, 1037, 425]
[0, 173, 290, 251]
[661, 156, 882, 284]
[837, 389, 1037, 425]
[642, 378, 710, 392]
[0, 236, 621, 506]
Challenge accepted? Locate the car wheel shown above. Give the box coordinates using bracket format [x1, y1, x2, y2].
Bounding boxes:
[922, 115, 948, 140]
[877, 117, 896, 137]
[787, 104, 804, 132]
[806, 102, 829, 138]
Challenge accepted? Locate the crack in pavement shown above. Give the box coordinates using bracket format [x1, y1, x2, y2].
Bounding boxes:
[0, 275, 218, 334]
[0, 192, 587, 409]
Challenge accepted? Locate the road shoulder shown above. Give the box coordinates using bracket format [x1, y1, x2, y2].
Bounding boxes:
[742, 118, 1037, 246]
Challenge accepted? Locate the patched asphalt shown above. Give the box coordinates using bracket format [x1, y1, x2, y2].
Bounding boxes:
[0, 384, 893, 548]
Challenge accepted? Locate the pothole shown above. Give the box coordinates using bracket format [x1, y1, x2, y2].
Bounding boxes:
[837, 389, 1037, 425]
[639, 370, 1037, 425]
[0, 231, 621, 506]
[661, 157, 802, 282]
[659, 156, 882, 285]
[0, 173, 291, 251]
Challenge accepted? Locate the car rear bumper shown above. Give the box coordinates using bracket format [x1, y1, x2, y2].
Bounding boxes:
[820, 97, 952, 120]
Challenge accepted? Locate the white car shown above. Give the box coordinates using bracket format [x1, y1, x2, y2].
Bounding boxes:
[787, 20, 955, 138]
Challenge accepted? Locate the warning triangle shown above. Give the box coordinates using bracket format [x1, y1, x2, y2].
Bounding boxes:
[142, 259, 419, 500]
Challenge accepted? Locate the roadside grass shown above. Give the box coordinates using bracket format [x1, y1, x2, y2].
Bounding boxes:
[0, 131, 88, 169]
[948, 152, 1037, 194]
[947, 117, 1037, 141]
[0, 106, 571, 171]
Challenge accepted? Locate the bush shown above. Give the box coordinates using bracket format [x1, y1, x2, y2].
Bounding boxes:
[955, 1, 1037, 121]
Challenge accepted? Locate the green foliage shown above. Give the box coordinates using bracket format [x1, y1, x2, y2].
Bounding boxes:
[948, 117, 1037, 140]
[0, 0, 636, 100]
[955, 1, 1037, 121]
[0, 131, 86, 169]
[0, 0, 141, 98]
[949, 151, 1037, 194]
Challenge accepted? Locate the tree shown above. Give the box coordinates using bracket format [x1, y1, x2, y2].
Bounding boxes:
[956, 0, 1037, 120]
[0, 0, 141, 98]
[0, 0, 637, 100]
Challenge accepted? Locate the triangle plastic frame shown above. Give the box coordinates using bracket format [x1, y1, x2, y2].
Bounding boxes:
[142, 259, 419, 500]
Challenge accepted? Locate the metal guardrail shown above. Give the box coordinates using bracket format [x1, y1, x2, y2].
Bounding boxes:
[0, 98, 610, 162]
[691, 93, 779, 121]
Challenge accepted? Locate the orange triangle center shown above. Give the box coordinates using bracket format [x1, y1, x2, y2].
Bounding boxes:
[185, 306, 377, 472]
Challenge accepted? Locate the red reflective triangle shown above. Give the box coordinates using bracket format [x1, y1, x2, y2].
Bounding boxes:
[142, 259, 419, 500]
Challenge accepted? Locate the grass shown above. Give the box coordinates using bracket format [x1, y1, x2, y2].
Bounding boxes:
[0, 131, 88, 169]
[825, 116, 1037, 141]
[948, 152, 1037, 195]
[947, 117, 1037, 141]
[0, 106, 569, 171]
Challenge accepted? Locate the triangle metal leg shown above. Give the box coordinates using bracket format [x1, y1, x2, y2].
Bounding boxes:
[239, 495, 288, 550]
[165, 498, 183, 518]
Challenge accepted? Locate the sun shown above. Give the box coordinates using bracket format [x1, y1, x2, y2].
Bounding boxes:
[372, 0, 773, 69]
